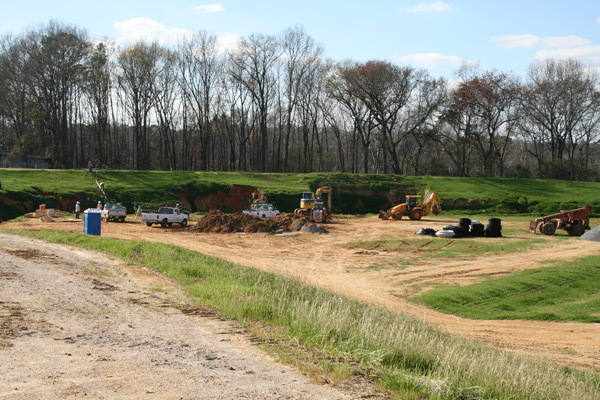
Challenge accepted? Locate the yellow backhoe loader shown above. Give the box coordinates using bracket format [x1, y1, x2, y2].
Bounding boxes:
[295, 186, 332, 222]
[379, 190, 441, 221]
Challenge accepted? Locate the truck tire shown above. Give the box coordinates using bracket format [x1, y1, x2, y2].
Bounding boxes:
[410, 209, 423, 220]
[392, 213, 403, 220]
[161, 219, 168, 228]
[181, 219, 188, 228]
[146, 222, 152, 227]
[572, 223, 585, 236]
[541, 222, 556, 235]
[261, 214, 266, 218]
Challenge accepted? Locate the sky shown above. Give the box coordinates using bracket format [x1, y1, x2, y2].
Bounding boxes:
[1, 0, 600, 79]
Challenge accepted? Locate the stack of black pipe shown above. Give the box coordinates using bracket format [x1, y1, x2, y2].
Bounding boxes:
[458, 218, 471, 236]
[485, 218, 502, 237]
[442, 223, 467, 238]
[470, 221, 485, 237]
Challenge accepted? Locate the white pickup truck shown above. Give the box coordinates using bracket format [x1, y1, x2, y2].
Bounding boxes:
[141, 207, 188, 228]
[101, 204, 126, 222]
[243, 203, 280, 219]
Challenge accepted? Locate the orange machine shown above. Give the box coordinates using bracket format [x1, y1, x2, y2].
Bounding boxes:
[529, 205, 592, 236]
[379, 190, 441, 221]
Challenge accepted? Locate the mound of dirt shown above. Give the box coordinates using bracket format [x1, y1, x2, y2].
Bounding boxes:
[300, 223, 328, 234]
[189, 211, 313, 234]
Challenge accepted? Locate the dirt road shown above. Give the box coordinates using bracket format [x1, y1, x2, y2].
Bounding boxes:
[5, 215, 600, 370]
[0, 232, 365, 399]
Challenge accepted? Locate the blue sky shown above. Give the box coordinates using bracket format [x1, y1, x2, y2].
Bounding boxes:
[2, 1, 600, 78]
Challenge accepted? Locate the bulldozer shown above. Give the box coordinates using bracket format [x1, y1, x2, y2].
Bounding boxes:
[295, 186, 332, 222]
[379, 190, 441, 221]
[529, 205, 592, 236]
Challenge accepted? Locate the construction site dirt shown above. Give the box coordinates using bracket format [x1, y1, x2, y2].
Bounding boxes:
[4, 215, 600, 371]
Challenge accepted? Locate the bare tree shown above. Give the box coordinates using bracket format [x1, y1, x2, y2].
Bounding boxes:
[82, 42, 112, 167]
[520, 59, 600, 176]
[153, 48, 180, 170]
[178, 31, 222, 170]
[442, 69, 518, 177]
[117, 42, 163, 169]
[279, 26, 323, 172]
[22, 21, 91, 168]
[0, 34, 37, 162]
[326, 61, 379, 173]
[228, 33, 279, 172]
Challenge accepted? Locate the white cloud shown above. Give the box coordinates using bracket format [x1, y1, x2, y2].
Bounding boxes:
[114, 18, 193, 46]
[492, 34, 591, 49]
[218, 33, 240, 53]
[396, 52, 464, 68]
[535, 45, 600, 65]
[194, 4, 225, 13]
[407, 2, 451, 13]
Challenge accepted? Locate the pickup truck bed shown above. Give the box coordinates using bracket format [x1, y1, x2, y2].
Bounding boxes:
[141, 207, 188, 228]
[101, 204, 126, 222]
[243, 204, 280, 219]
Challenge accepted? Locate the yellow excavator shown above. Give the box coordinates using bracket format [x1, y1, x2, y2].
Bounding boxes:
[379, 189, 441, 221]
[295, 186, 332, 222]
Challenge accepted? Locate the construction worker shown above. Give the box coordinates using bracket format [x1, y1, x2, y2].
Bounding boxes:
[97, 200, 102, 210]
[75, 201, 81, 219]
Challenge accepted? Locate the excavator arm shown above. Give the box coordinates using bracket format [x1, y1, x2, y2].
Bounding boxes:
[315, 186, 332, 212]
[422, 190, 442, 216]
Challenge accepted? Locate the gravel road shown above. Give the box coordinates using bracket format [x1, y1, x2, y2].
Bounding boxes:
[0, 232, 363, 399]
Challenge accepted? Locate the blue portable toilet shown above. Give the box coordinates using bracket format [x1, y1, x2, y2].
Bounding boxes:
[84, 208, 102, 236]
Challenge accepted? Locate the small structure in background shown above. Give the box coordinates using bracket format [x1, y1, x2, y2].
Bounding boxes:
[84, 208, 102, 236]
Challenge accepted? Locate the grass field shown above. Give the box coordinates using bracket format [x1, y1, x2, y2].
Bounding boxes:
[4, 228, 599, 400]
[418, 255, 600, 323]
[2, 169, 600, 219]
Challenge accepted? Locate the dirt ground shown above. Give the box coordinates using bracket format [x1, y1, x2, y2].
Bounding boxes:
[0, 232, 371, 399]
[4, 214, 600, 371]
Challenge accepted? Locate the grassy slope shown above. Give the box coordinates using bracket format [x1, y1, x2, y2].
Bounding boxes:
[4, 228, 599, 400]
[2, 169, 600, 216]
[419, 256, 600, 322]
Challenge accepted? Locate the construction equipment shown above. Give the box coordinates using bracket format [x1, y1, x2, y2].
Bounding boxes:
[295, 186, 332, 222]
[379, 190, 441, 221]
[529, 205, 592, 236]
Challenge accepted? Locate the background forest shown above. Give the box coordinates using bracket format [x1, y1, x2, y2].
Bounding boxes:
[1, 21, 600, 180]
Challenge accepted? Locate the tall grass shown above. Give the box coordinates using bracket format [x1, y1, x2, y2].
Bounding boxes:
[5, 228, 600, 399]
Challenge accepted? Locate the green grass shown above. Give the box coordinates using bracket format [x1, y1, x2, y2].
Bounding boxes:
[419, 255, 600, 322]
[349, 236, 547, 259]
[2, 169, 600, 219]
[4, 228, 599, 400]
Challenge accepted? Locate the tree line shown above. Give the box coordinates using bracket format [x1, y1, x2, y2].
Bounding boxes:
[1, 21, 599, 180]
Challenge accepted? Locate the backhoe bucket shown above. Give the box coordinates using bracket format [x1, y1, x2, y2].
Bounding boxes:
[379, 210, 390, 220]
[529, 219, 540, 233]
